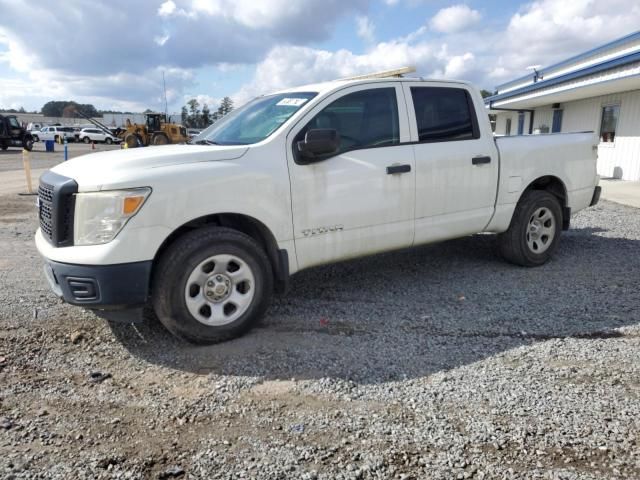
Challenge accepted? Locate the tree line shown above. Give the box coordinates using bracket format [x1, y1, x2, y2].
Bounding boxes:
[8, 97, 235, 129]
[181, 97, 234, 129]
[6, 89, 491, 123]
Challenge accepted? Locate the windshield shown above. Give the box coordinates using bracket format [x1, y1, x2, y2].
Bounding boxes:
[194, 92, 317, 146]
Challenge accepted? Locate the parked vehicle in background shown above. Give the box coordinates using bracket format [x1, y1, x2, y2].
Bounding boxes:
[76, 128, 121, 144]
[35, 74, 601, 344]
[37, 126, 76, 143]
[27, 122, 43, 133]
[187, 128, 202, 139]
[0, 114, 34, 151]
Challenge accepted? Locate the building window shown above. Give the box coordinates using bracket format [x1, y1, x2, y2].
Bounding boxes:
[600, 105, 620, 143]
[517, 112, 525, 135]
[552, 109, 563, 133]
[505, 118, 511, 136]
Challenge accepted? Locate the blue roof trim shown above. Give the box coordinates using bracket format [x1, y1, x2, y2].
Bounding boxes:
[485, 50, 640, 106]
[495, 30, 640, 91]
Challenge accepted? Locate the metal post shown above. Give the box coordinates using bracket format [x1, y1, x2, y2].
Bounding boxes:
[64, 137, 68, 161]
[22, 149, 33, 194]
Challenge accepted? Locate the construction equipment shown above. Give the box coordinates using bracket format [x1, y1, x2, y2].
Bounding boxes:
[74, 110, 189, 148]
[0, 114, 34, 151]
[121, 113, 189, 148]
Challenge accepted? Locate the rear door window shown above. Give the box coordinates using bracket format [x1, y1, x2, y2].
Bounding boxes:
[410, 87, 479, 142]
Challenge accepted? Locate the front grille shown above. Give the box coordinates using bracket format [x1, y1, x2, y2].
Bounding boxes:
[38, 183, 54, 241]
[38, 172, 78, 247]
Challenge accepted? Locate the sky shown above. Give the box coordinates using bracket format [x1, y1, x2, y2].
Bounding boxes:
[1, 0, 639, 114]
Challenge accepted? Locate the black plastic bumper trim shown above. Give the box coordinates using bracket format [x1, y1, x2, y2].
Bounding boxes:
[562, 206, 572, 231]
[590, 186, 602, 206]
[43, 260, 152, 308]
[274, 249, 290, 294]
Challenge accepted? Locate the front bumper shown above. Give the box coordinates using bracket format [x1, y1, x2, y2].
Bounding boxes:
[43, 259, 152, 309]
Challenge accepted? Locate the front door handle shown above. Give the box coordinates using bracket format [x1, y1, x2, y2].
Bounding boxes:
[387, 164, 411, 174]
[472, 156, 491, 165]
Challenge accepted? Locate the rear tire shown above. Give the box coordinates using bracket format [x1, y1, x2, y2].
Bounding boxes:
[83, 136, 90, 144]
[498, 190, 563, 267]
[152, 227, 273, 344]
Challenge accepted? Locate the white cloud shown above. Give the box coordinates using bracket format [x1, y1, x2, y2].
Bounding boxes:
[0, 0, 367, 110]
[154, 34, 171, 46]
[3, 0, 640, 112]
[158, 0, 176, 16]
[356, 16, 375, 43]
[183, 94, 220, 109]
[444, 52, 474, 77]
[490, 0, 640, 82]
[232, 39, 478, 104]
[430, 5, 481, 34]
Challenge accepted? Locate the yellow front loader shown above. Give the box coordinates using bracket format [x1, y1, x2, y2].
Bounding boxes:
[122, 113, 189, 148]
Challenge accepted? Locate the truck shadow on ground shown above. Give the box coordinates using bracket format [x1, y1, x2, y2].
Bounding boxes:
[109, 225, 640, 384]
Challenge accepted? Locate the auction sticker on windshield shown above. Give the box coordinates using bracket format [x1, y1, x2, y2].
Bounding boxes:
[276, 98, 309, 107]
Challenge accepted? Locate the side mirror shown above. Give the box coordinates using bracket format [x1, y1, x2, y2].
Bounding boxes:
[297, 129, 340, 163]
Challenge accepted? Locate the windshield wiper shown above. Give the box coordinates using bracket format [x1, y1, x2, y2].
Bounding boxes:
[190, 139, 220, 145]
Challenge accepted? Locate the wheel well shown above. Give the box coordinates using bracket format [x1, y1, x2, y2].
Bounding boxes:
[152, 213, 288, 293]
[524, 176, 567, 205]
[523, 175, 570, 229]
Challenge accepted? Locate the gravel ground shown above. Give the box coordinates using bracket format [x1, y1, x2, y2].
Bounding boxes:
[0, 192, 638, 479]
[0, 142, 120, 172]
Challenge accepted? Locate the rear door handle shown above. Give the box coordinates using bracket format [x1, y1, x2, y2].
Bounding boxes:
[472, 156, 491, 165]
[386, 164, 411, 174]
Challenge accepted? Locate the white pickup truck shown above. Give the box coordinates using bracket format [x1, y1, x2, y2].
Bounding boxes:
[35, 77, 601, 344]
[36, 126, 76, 143]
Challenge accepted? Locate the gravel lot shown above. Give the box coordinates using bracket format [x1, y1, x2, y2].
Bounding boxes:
[0, 141, 120, 173]
[0, 159, 638, 478]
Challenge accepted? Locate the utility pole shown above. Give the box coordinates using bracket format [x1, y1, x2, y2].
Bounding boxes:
[162, 71, 169, 118]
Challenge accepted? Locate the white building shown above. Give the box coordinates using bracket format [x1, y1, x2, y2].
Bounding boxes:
[486, 31, 640, 181]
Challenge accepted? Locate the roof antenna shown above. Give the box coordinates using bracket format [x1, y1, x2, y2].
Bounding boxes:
[527, 65, 543, 83]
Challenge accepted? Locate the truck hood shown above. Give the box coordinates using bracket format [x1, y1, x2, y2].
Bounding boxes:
[50, 144, 249, 191]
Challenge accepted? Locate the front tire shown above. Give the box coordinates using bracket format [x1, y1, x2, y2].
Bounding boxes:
[23, 137, 34, 151]
[105, 137, 113, 145]
[152, 227, 273, 344]
[498, 190, 562, 267]
[124, 133, 142, 148]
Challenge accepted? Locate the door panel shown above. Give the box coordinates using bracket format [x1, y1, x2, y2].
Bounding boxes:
[402, 84, 499, 244]
[287, 84, 415, 270]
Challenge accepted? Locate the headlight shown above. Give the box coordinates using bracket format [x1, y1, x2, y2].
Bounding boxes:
[74, 188, 151, 246]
